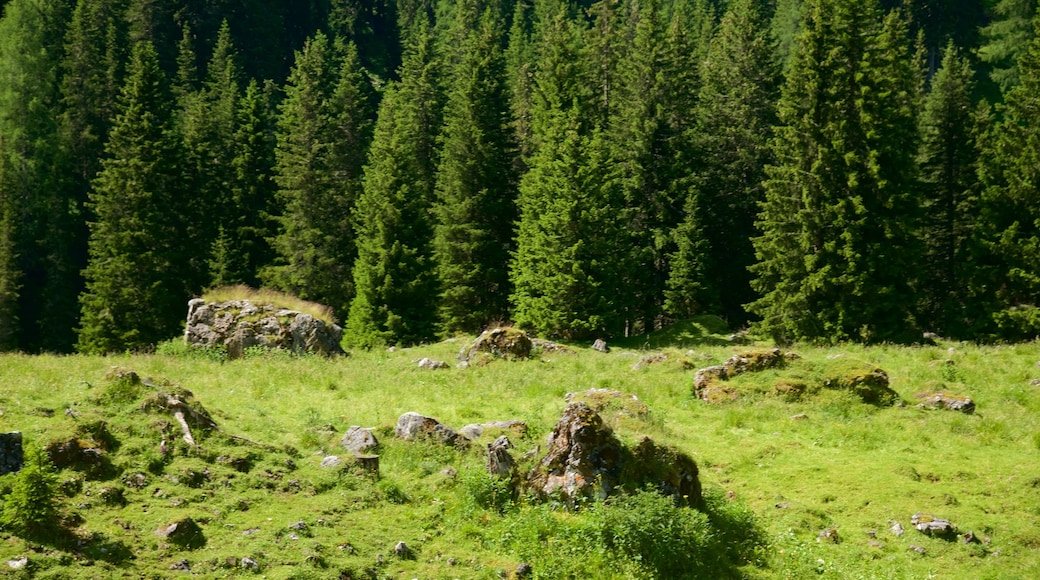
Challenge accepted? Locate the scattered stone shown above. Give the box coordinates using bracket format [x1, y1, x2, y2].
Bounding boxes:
[487, 436, 515, 479]
[911, 512, 957, 539]
[625, 436, 702, 507]
[962, 531, 980, 544]
[97, 486, 126, 507]
[458, 327, 533, 364]
[908, 545, 926, 555]
[632, 352, 668, 370]
[0, 431, 23, 475]
[565, 389, 649, 419]
[320, 455, 342, 469]
[531, 338, 574, 355]
[817, 528, 841, 544]
[775, 502, 790, 509]
[351, 454, 380, 475]
[393, 541, 412, 559]
[169, 559, 191, 571]
[592, 339, 610, 353]
[185, 297, 344, 359]
[341, 426, 379, 454]
[440, 467, 458, 479]
[6, 557, 28, 570]
[693, 348, 798, 400]
[288, 521, 308, 531]
[822, 362, 900, 405]
[868, 540, 885, 549]
[915, 392, 975, 414]
[394, 412, 460, 445]
[1029, 379, 1040, 387]
[516, 562, 533, 578]
[241, 557, 259, 570]
[890, 521, 905, 537]
[790, 413, 809, 421]
[44, 437, 112, 479]
[157, 518, 206, 549]
[417, 357, 449, 370]
[459, 420, 528, 441]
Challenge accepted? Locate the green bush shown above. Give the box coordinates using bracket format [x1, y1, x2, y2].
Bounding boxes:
[459, 467, 514, 513]
[1, 445, 61, 540]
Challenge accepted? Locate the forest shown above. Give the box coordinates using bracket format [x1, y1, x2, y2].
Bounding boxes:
[0, 0, 1038, 354]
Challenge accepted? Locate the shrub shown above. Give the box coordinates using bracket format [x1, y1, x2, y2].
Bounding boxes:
[1, 445, 61, 540]
[459, 467, 514, 513]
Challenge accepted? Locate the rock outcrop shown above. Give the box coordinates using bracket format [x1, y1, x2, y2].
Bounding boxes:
[0, 432, 23, 475]
[458, 327, 532, 365]
[185, 298, 344, 359]
[915, 392, 975, 414]
[394, 412, 460, 446]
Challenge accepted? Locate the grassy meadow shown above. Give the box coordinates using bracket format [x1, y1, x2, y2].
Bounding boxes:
[1, 319, 1039, 579]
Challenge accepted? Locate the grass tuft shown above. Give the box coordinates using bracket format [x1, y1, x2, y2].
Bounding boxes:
[201, 285, 337, 324]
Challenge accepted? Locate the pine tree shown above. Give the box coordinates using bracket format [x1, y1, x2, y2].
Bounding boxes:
[433, 8, 517, 334]
[667, 0, 779, 324]
[977, 9, 1040, 339]
[0, 136, 20, 350]
[263, 34, 373, 318]
[77, 41, 187, 353]
[0, 0, 73, 351]
[916, 42, 984, 337]
[749, 0, 922, 344]
[979, 0, 1037, 96]
[345, 20, 442, 347]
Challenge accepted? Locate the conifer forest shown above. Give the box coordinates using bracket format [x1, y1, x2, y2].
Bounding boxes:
[1, 0, 1039, 353]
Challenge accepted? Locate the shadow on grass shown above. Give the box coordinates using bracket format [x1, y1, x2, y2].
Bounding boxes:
[613, 315, 737, 350]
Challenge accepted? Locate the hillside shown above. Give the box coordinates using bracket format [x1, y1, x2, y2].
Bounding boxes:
[1, 332, 1039, 578]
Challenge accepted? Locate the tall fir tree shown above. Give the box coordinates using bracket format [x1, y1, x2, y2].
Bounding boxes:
[0, 136, 19, 350]
[433, 8, 518, 334]
[77, 41, 188, 353]
[916, 42, 985, 337]
[977, 8, 1040, 339]
[263, 34, 373, 318]
[667, 0, 779, 324]
[345, 19, 442, 347]
[0, 0, 73, 351]
[749, 0, 922, 344]
[979, 0, 1037, 96]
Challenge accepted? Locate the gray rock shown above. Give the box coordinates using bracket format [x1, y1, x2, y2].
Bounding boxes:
[393, 541, 412, 559]
[592, 339, 610, 352]
[341, 426, 379, 454]
[320, 456, 342, 469]
[487, 436, 515, 479]
[890, 521, 905, 536]
[915, 392, 975, 414]
[817, 528, 841, 544]
[458, 328, 533, 363]
[185, 298, 343, 359]
[911, 513, 957, 538]
[0, 431, 23, 475]
[417, 357, 449, 370]
[394, 412, 459, 445]
[6, 557, 28, 570]
[157, 518, 205, 549]
[240, 557, 259, 570]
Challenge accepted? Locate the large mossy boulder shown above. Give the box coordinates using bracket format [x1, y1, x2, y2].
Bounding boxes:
[821, 360, 900, 405]
[458, 327, 532, 365]
[185, 297, 344, 359]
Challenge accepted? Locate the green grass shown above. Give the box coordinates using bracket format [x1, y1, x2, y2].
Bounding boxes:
[1, 334, 1039, 578]
[201, 285, 338, 324]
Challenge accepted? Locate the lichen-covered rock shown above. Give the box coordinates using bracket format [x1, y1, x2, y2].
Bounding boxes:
[625, 437, 702, 507]
[565, 389, 649, 420]
[527, 403, 625, 502]
[458, 327, 532, 364]
[394, 412, 459, 445]
[417, 357, 449, 370]
[693, 348, 798, 399]
[486, 436, 515, 479]
[459, 420, 527, 441]
[341, 426, 379, 454]
[157, 517, 206, 549]
[915, 392, 975, 414]
[911, 512, 957, 539]
[185, 298, 344, 359]
[823, 363, 899, 405]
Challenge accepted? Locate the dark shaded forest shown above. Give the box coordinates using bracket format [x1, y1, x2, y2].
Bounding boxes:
[0, 0, 1038, 353]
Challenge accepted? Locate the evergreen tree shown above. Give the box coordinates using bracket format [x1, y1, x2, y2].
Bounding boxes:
[77, 41, 187, 353]
[345, 20, 442, 347]
[0, 137, 19, 350]
[916, 42, 984, 337]
[977, 9, 1040, 339]
[433, 9, 517, 334]
[667, 0, 778, 324]
[0, 0, 73, 351]
[264, 34, 373, 318]
[749, 0, 922, 344]
[979, 0, 1037, 96]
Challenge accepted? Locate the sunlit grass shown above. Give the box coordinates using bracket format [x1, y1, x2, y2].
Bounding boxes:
[201, 284, 338, 324]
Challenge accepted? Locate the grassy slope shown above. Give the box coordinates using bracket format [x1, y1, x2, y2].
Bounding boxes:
[0, 325, 1038, 578]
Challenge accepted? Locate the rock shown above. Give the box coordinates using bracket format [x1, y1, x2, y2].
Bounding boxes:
[908, 545, 926, 555]
[459, 420, 527, 441]
[915, 392, 975, 414]
[6, 557, 28, 570]
[0, 431, 23, 475]
[1030, 379, 1040, 387]
[823, 362, 900, 405]
[487, 436, 515, 479]
[890, 521, 905, 536]
[169, 559, 191, 571]
[458, 327, 533, 364]
[417, 357, 449, 370]
[527, 403, 624, 502]
[516, 562, 533, 578]
[393, 541, 412, 559]
[531, 339, 574, 355]
[693, 349, 797, 400]
[240, 557, 259, 570]
[911, 512, 957, 539]
[44, 437, 113, 479]
[592, 339, 610, 353]
[320, 455, 342, 469]
[625, 436, 702, 507]
[817, 528, 841, 544]
[632, 352, 668, 370]
[185, 297, 344, 359]
[565, 389, 649, 419]
[351, 454, 380, 475]
[341, 426, 379, 453]
[962, 531, 980, 544]
[394, 412, 459, 445]
[288, 521, 308, 531]
[790, 413, 809, 421]
[157, 517, 206, 549]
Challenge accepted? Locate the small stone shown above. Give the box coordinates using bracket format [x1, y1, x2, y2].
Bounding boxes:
[447, 557, 457, 566]
[908, 545, 926, 555]
[962, 531, 980, 544]
[889, 521, 905, 537]
[790, 413, 809, 421]
[817, 528, 841, 544]
[417, 357, 449, 370]
[7, 557, 28, 570]
[320, 455, 341, 468]
[288, 521, 308, 531]
[868, 540, 884, 549]
[775, 502, 790, 509]
[169, 559, 191, 571]
[394, 541, 411, 559]
[1029, 379, 1040, 387]
[592, 339, 609, 353]
[911, 512, 957, 538]
[516, 562, 533, 578]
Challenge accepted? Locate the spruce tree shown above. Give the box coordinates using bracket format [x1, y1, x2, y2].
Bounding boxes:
[77, 41, 187, 353]
[667, 0, 779, 324]
[749, 0, 922, 344]
[916, 43, 984, 337]
[979, 0, 1037, 96]
[433, 9, 517, 334]
[345, 20, 442, 347]
[264, 34, 373, 318]
[0, 137, 19, 350]
[977, 9, 1040, 339]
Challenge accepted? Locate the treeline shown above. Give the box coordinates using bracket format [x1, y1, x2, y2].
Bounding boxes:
[0, 0, 1037, 353]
